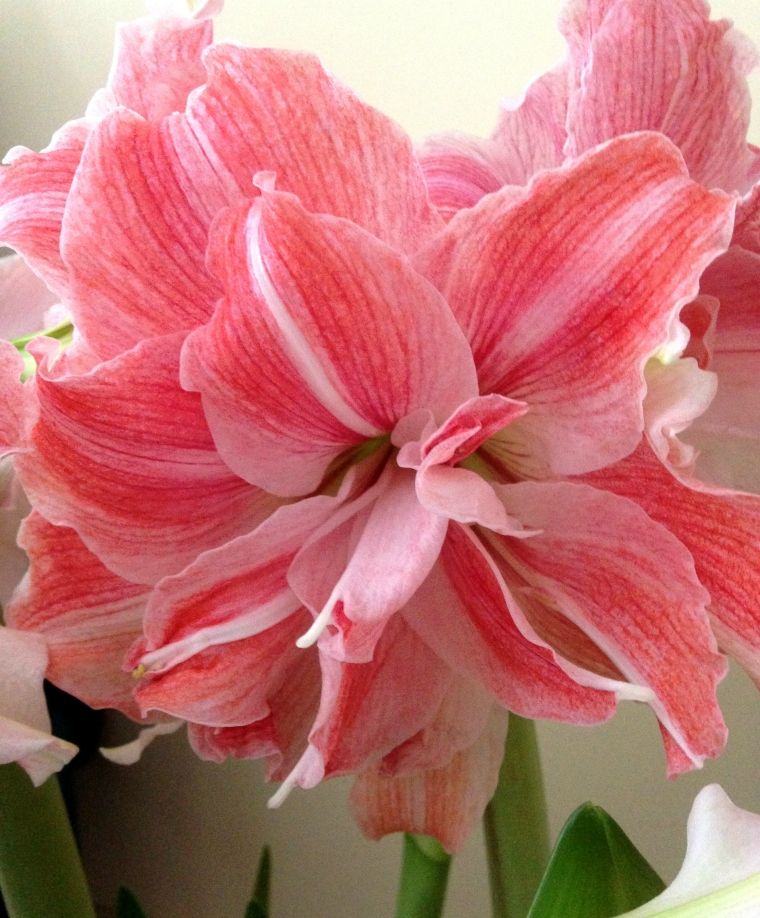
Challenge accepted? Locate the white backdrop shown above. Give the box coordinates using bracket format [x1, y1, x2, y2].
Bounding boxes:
[1, 2, 760, 916]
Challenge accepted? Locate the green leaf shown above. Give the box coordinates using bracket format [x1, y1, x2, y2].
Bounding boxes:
[527, 802, 666, 918]
[117, 886, 148, 918]
[245, 846, 271, 918]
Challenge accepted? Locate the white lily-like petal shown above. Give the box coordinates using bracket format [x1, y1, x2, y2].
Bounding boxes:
[616, 784, 760, 917]
[0, 627, 77, 785]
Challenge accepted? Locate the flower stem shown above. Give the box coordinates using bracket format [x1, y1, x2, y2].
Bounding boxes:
[395, 833, 452, 918]
[0, 765, 96, 918]
[484, 714, 549, 918]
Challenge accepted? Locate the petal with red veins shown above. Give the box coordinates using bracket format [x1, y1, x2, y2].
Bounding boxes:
[87, 14, 214, 122]
[183, 190, 476, 496]
[379, 675, 495, 776]
[586, 445, 760, 693]
[0, 254, 59, 342]
[0, 341, 34, 455]
[6, 513, 148, 717]
[405, 523, 616, 723]
[135, 495, 351, 674]
[0, 121, 89, 298]
[734, 183, 760, 252]
[16, 333, 274, 585]
[682, 248, 760, 493]
[350, 708, 508, 853]
[0, 627, 77, 785]
[491, 66, 569, 181]
[188, 647, 320, 781]
[418, 67, 568, 220]
[416, 133, 734, 478]
[62, 45, 441, 358]
[288, 464, 448, 662]
[190, 45, 441, 252]
[136, 609, 313, 727]
[270, 615, 452, 799]
[418, 134, 514, 221]
[494, 479, 727, 770]
[563, 0, 759, 192]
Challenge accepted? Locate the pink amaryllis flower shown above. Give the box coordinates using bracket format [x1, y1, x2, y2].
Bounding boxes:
[0, 0, 741, 850]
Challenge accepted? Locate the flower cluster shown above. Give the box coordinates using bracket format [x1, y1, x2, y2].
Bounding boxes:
[0, 0, 759, 851]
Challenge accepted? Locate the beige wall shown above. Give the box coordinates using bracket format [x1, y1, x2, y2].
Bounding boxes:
[2, 1, 760, 916]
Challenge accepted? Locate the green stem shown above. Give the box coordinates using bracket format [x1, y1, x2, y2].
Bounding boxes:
[395, 833, 452, 918]
[0, 765, 95, 918]
[484, 714, 549, 918]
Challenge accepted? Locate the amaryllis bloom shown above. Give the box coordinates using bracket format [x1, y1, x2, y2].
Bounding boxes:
[0, 0, 747, 850]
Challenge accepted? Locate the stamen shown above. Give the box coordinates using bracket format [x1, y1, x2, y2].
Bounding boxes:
[295, 597, 336, 649]
[267, 774, 299, 809]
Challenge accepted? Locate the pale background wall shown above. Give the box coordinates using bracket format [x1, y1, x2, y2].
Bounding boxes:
[1, 1, 759, 916]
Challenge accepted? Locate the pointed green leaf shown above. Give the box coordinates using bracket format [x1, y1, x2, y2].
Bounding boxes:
[117, 886, 148, 918]
[245, 846, 271, 918]
[527, 803, 665, 918]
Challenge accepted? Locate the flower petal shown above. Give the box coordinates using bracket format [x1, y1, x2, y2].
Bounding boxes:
[350, 708, 508, 853]
[135, 609, 313, 727]
[682, 247, 760, 493]
[5, 513, 148, 716]
[182, 189, 476, 496]
[0, 254, 59, 342]
[416, 133, 734, 477]
[16, 333, 274, 584]
[289, 464, 448, 662]
[405, 523, 616, 723]
[562, 0, 759, 192]
[618, 785, 760, 917]
[0, 627, 77, 785]
[588, 445, 760, 692]
[269, 615, 452, 800]
[496, 479, 727, 771]
[62, 45, 441, 358]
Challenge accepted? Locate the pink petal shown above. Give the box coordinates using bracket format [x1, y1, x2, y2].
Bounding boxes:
[188, 647, 320, 781]
[16, 333, 275, 584]
[588, 445, 760, 693]
[416, 133, 734, 477]
[490, 66, 569, 182]
[0, 465, 29, 606]
[418, 67, 568, 220]
[136, 609, 313, 727]
[6, 513, 148, 717]
[734, 182, 760, 252]
[288, 464, 448, 662]
[182, 189, 476, 496]
[680, 248, 760, 493]
[379, 676, 495, 775]
[190, 44, 441, 253]
[62, 45, 441, 358]
[87, 13, 214, 122]
[0, 627, 77, 785]
[135, 495, 351, 674]
[350, 709, 508, 852]
[0, 340, 33, 454]
[0, 122, 89, 298]
[495, 479, 727, 769]
[418, 134, 514, 221]
[563, 0, 759, 192]
[270, 616, 452, 799]
[405, 523, 617, 723]
[0, 254, 59, 342]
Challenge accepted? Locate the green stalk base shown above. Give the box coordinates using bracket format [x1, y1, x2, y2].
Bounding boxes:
[0, 765, 95, 918]
[484, 715, 549, 918]
[395, 833, 452, 918]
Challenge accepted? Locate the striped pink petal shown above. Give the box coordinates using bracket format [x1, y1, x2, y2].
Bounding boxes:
[417, 133, 734, 478]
